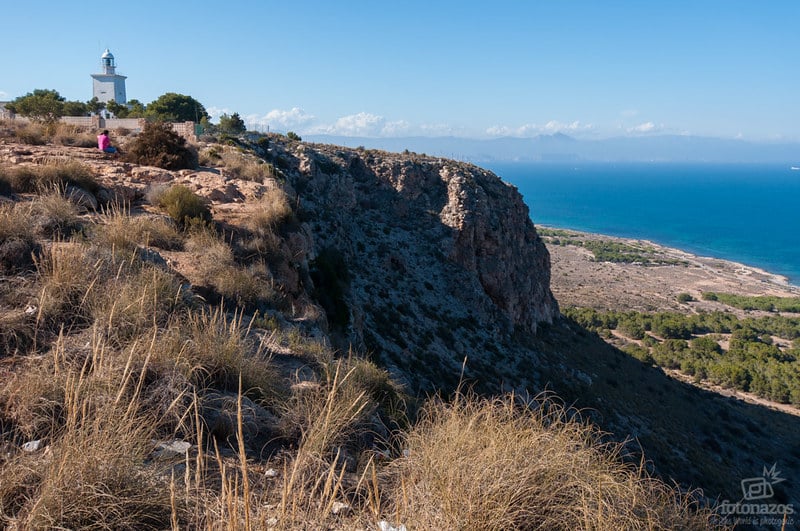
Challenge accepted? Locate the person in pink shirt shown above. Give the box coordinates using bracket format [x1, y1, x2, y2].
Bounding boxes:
[97, 130, 120, 156]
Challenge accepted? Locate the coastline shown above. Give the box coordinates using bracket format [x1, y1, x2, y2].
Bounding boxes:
[540, 225, 800, 313]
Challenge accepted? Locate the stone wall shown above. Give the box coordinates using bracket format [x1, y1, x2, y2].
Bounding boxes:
[1, 115, 195, 142]
[170, 121, 197, 142]
[104, 118, 145, 131]
[62, 116, 99, 127]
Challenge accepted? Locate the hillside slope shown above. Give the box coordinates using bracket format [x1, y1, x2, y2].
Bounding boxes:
[1, 128, 797, 527]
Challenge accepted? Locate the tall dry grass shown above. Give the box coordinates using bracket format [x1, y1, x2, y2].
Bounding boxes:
[219, 149, 276, 182]
[4, 159, 99, 194]
[382, 392, 716, 530]
[93, 205, 183, 252]
[0, 334, 175, 529]
[248, 186, 293, 235]
[0, 201, 36, 244]
[29, 189, 83, 238]
[186, 228, 279, 309]
[50, 123, 98, 148]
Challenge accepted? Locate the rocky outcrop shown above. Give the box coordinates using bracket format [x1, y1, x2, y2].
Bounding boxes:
[436, 165, 557, 333]
[283, 143, 558, 390]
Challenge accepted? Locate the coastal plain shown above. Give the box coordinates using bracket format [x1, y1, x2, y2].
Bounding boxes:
[544, 228, 800, 314]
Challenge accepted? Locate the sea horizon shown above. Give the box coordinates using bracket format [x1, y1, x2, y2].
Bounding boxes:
[485, 162, 800, 287]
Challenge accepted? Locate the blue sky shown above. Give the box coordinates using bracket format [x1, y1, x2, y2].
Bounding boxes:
[2, 1, 798, 140]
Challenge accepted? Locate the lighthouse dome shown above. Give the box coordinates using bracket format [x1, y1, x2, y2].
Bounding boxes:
[101, 49, 114, 60]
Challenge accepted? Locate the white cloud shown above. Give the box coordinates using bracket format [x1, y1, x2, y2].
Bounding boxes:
[381, 119, 411, 136]
[309, 113, 417, 137]
[487, 121, 592, 137]
[486, 125, 512, 136]
[245, 107, 316, 132]
[0, 91, 8, 100]
[486, 124, 539, 137]
[323, 112, 386, 136]
[620, 109, 639, 118]
[206, 106, 233, 120]
[544, 120, 592, 133]
[627, 121, 663, 134]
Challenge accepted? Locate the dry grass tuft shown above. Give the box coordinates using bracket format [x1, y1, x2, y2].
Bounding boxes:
[219, 149, 276, 182]
[33, 241, 189, 345]
[93, 205, 183, 252]
[144, 308, 279, 401]
[50, 123, 97, 148]
[187, 228, 280, 309]
[12, 122, 46, 145]
[0, 201, 37, 245]
[30, 189, 83, 238]
[5, 160, 99, 194]
[383, 392, 716, 530]
[248, 186, 294, 235]
[0, 335, 174, 529]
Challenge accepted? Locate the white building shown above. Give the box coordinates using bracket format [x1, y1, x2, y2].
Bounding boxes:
[91, 49, 127, 104]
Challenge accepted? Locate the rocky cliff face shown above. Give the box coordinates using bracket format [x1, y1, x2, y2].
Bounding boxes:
[283, 142, 558, 390]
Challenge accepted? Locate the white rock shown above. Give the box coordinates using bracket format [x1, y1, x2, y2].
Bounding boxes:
[154, 439, 192, 456]
[331, 501, 351, 515]
[378, 521, 407, 531]
[22, 439, 44, 452]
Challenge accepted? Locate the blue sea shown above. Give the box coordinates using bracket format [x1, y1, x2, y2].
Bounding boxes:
[484, 163, 800, 286]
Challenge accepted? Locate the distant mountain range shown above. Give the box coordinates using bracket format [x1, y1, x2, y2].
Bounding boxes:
[305, 133, 800, 164]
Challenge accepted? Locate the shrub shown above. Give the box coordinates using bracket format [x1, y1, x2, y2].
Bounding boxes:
[125, 121, 198, 170]
[286, 131, 301, 141]
[153, 184, 211, 228]
[677, 292, 693, 303]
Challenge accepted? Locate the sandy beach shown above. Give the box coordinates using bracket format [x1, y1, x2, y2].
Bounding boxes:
[543, 227, 800, 314]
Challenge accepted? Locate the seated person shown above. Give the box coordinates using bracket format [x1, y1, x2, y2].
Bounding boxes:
[97, 130, 120, 155]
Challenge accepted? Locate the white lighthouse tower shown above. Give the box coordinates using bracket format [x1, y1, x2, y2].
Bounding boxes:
[91, 49, 127, 104]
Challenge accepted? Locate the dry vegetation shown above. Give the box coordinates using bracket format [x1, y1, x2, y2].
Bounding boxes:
[0, 126, 725, 529]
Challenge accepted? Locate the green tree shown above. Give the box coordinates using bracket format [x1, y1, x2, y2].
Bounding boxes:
[86, 97, 105, 115]
[62, 100, 89, 116]
[287, 131, 301, 141]
[218, 112, 246, 134]
[106, 100, 129, 118]
[145, 93, 208, 122]
[126, 99, 146, 118]
[6, 89, 66, 123]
